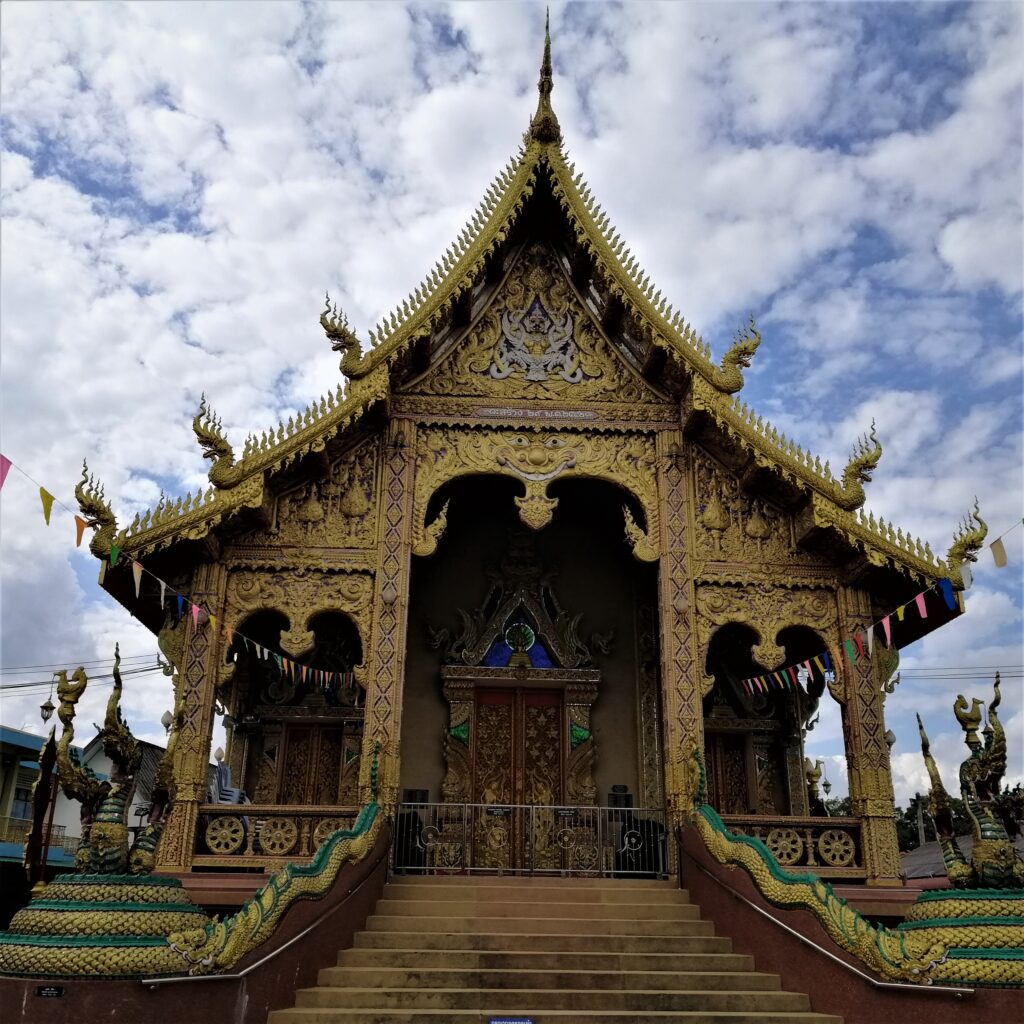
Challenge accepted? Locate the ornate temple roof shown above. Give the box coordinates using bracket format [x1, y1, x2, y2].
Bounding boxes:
[80, 21, 985, 603]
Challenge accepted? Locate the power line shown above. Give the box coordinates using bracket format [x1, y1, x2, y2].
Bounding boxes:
[0, 653, 159, 675]
[0, 666, 168, 697]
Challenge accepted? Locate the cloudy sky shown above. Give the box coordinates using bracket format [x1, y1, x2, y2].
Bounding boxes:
[1, 1, 1021, 807]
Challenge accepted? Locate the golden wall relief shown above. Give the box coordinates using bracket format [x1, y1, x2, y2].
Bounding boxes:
[235, 438, 380, 551]
[223, 570, 373, 666]
[415, 242, 656, 404]
[695, 583, 839, 673]
[413, 425, 659, 552]
[692, 450, 829, 576]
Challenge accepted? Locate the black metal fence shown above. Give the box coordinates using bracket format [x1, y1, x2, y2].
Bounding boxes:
[392, 802, 668, 878]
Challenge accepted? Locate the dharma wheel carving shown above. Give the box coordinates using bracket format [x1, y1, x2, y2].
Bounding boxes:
[817, 828, 856, 868]
[259, 818, 299, 856]
[766, 827, 804, 865]
[204, 816, 245, 855]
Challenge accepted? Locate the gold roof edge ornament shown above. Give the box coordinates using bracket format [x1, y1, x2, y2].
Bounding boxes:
[528, 9, 561, 146]
[193, 393, 242, 490]
[321, 291, 364, 376]
[944, 497, 987, 588]
[836, 419, 882, 512]
[74, 459, 117, 560]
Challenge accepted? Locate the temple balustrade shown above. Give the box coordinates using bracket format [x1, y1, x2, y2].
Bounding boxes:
[719, 813, 865, 880]
[195, 803, 362, 870]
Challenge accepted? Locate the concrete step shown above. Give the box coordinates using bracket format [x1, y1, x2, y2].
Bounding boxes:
[319, 966, 782, 992]
[372, 898, 700, 919]
[364, 915, 716, 936]
[353, 930, 733, 953]
[290, 987, 814, 1012]
[383, 882, 691, 904]
[271, 1012, 841, 1024]
[338, 947, 755, 972]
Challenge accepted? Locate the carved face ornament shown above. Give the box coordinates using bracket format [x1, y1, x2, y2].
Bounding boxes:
[497, 433, 578, 482]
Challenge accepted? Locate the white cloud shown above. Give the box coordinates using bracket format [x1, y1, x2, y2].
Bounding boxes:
[1, 2, 1021, 806]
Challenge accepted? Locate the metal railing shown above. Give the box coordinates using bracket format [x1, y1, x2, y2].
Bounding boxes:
[393, 803, 668, 878]
[0, 816, 68, 846]
[0, 817, 78, 859]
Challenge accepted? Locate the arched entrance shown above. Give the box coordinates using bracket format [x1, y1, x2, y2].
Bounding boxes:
[396, 474, 665, 874]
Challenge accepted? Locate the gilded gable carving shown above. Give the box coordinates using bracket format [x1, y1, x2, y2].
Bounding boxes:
[415, 243, 655, 403]
[237, 440, 379, 550]
[692, 450, 827, 574]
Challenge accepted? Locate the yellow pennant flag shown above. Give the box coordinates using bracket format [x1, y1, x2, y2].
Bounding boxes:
[990, 538, 1007, 568]
[39, 488, 55, 525]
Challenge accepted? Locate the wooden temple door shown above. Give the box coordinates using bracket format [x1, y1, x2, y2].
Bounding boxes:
[471, 688, 564, 870]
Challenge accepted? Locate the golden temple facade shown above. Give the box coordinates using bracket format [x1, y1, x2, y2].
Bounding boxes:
[78, 26, 986, 890]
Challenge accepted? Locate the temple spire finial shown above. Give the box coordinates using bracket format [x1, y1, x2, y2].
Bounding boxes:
[529, 8, 561, 145]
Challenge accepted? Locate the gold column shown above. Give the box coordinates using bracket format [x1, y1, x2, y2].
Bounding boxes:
[359, 421, 417, 807]
[836, 584, 902, 886]
[155, 562, 228, 872]
[655, 432, 704, 824]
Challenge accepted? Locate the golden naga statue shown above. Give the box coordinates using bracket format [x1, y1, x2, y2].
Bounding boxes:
[918, 673, 1024, 889]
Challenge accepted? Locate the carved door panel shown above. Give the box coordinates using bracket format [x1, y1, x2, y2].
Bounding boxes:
[704, 733, 751, 815]
[470, 688, 564, 869]
[280, 726, 316, 804]
[473, 691, 516, 869]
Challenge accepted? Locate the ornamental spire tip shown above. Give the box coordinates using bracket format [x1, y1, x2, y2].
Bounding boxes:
[529, 8, 561, 145]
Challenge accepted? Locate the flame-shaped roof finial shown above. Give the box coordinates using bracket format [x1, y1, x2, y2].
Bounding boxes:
[529, 9, 561, 145]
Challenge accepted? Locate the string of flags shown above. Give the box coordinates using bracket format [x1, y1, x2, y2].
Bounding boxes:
[2, 449, 1022, 699]
[739, 577, 962, 697]
[0, 452, 362, 699]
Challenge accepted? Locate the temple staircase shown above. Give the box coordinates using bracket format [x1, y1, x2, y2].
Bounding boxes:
[268, 875, 841, 1023]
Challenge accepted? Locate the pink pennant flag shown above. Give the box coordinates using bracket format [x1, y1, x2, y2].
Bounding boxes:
[159, 579, 166, 607]
[804, 659, 814, 681]
[0, 455, 11, 491]
[914, 592, 928, 619]
[191, 603, 201, 628]
[75, 515, 88, 547]
[853, 632, 865, 659]
[741, 678, 750, 696]
[787, 667, 799, 688]
[132, 561, 143, 599]
[39, 488, 55, 525]
[881, 615, 892, 647]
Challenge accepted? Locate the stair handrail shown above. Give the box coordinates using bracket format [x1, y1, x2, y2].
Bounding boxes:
[689, 854, 972, 995]
[140, 812, 390, 986]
